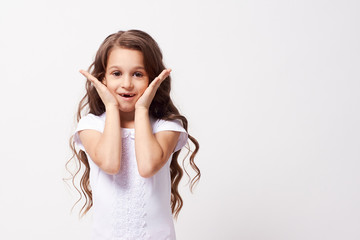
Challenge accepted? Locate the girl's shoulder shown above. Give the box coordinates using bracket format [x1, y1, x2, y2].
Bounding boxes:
[150, 117, 188, 152]
[76, 112, 106, 132]
[150, 117, 186, 134]
[74, 112, 106, 151]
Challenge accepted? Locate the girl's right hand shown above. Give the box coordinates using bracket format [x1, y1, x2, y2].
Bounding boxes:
[80, 70, 119, 108]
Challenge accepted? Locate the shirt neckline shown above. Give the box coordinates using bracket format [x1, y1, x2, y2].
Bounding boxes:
[121, 127, 134, 131]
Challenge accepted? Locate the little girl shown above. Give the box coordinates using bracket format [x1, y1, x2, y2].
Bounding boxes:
[68, 30, 200, 240]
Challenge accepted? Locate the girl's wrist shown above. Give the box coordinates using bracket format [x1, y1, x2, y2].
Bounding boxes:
[135, 106, 149, 113]
[105, 104, 120, 112]
[135, 107, 150, 119]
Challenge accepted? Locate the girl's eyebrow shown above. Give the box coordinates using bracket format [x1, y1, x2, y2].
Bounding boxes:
[108, 65, 145, 70]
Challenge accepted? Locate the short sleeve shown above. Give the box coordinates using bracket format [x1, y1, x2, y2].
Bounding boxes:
[74, 113, 105, 151]
[152, 119, 188, 153]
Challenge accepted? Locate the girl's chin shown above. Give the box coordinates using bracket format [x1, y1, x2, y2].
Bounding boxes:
[119, 108, 135, 113]
[118, 105, 136, 113]
[117, 100, 141, 114]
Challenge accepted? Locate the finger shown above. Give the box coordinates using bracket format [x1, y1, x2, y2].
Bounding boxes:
[79, 70, 103, 89]
[150, 69, 171, 88]
[158, 68, 171, 82]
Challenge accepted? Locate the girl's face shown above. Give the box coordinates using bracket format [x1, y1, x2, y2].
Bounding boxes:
[104, 47, 149, 115]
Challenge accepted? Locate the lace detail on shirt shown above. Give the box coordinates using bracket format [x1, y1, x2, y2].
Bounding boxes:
[111, 130, 150, 240]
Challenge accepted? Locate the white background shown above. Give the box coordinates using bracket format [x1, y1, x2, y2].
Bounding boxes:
[0, 0, 359, 239]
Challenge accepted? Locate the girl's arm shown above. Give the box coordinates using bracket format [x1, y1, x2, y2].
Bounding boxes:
[135, 108, 180, 178]
[134, 69, 179, 178]
[78, 70, 122, 175]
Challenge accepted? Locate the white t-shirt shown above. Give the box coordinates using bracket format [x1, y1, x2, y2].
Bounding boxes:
[74, 112, 188, 240]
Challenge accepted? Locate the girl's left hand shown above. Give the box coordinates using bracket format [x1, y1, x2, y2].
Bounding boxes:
[135, 69, 171, 110]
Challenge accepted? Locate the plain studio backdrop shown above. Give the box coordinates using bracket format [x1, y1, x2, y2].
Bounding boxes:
[0, 0, 359, 239]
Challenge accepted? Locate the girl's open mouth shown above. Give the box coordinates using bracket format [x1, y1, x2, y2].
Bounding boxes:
[120, 93, 136, 98]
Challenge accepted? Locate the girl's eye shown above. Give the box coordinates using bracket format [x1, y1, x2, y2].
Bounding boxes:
[133, 72, 143, 78]
[112, 71, 121, 77]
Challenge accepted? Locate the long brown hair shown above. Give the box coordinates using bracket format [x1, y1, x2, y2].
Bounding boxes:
[66, 30, 200, 219]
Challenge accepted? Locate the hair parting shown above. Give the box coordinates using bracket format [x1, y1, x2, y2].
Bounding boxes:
[65, 30, 200, 219]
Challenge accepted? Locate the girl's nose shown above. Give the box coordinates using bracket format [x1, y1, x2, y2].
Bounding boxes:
[121, 75, 133, 89]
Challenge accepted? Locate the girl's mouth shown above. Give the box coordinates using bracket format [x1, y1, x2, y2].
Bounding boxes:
[120, 93, 136, 98]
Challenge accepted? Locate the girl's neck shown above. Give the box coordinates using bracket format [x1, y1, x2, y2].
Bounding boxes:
[120, 110, 135, 128]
